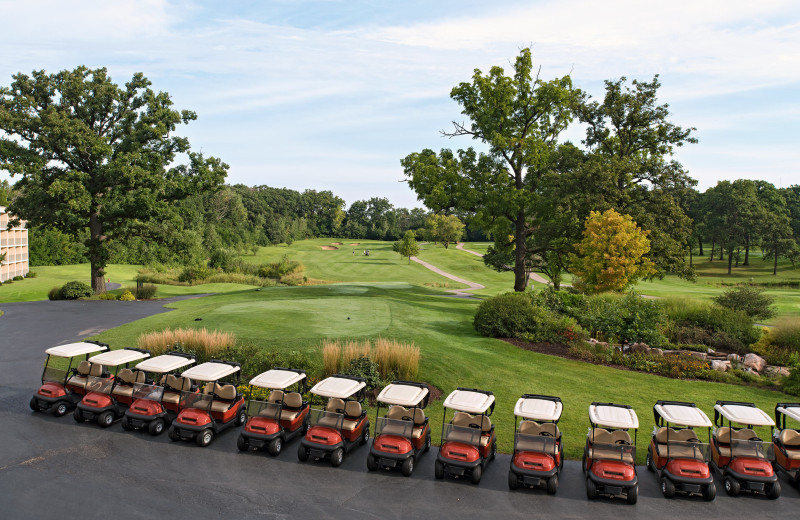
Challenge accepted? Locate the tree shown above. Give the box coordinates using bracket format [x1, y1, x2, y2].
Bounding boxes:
[713, 286, 776, 321]
[393, 230, 420, 264]
[704, 180, 761, 274]
[402, 48, 582, 291]
[426, 214, 465, 249]
[0, 67, 226, 293]
[569, 209, 656, 294]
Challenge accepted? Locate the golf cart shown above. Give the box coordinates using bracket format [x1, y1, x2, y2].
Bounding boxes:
[646, 401, 716, 500]
[30, 341, 109, 416]
[508, 394, 563, 494]
[73, 348, 151, 427]
[435, 387, 496, 484]
[583, 402, 639, 504]
[297, 375, 369, 467]
[238, 368, 310, 456]
[121, 352, 196, 436]
[773, 403, 800, 486]
[367, 380, 431, 476]
[168, 360, 247, 447]
[711, 400, 779, 498]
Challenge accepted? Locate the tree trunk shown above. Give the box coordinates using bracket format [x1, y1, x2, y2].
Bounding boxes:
[774, 246, 779, 275]
[514, 210, 528, 292]
[698, 237, 704, 256]
[735, 247, 740, 268]
[743, 234, 750, 266]
[727, 246, 733, 275]
[88, 212, 107, 294]
[689, 245, 693, 267]
[709, 239, 715, 261]
[719, 245, 724, 261]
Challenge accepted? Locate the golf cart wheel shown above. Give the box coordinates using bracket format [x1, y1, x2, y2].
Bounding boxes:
[148, 418, 165, 436]
[73, 408, 84, 423]
[360, 423, 370, 445]
[546, 474, 558, 495]
[661, 476, 675, 498]
[490, 439, 497, 461]
[724, 476, 740, 496]
[366, 456, 377, 472]
[471, 464, 482, 485]
[703, 482, 716, 502]
[121, 416, 134, 431]
[297, 444, 309, 462]
[423, 432, 431, 453]
[626, 485, 638, 505]
[767, 481, 781, 500]
[53, 401, 69, 417]
[330, 447, 344, 467]
[99, 411, 114, 428]
[581, 453, 587, 475]
[507, 470, 518, 490]
[268, 437, 283, 457]
[196, 429, 214, 447]
[645, 448, 655, 472]
[236, 407, 247, 426]
[29, 397, 40, 412]
[237, 435, 249, 452]
[401, 456, 414, 477]
[586, 478, 598, 500]
[434, 460, 444, 479]
[168, 426, 180, 442]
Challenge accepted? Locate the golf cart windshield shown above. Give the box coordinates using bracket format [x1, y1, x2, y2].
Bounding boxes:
[730, 439, 774, 460]
[247, 400, 281, 420]
[590, 442, 636, 463]
[132, 383, 164, 402]
[443, 423, 482, 447]
[514, 432, 558, 455]
[376, 416, 413, 438]
[661, 440, 709, 461]
[308, 407, 343, 430]
[42, 366, 67, 384]
[181, 390, 213, 412]
[86, 375, 114, 395]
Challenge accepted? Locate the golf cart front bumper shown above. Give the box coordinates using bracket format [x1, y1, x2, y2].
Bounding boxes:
[437, 451, 481, 477]
[370, 444, 412, 469]
[76, 402, 115, 421]
[662, 467, 713, 494]
[301, 438, 344, 459]
[725, 466, 778, 492]
[588, 470, 638, 497]
[510, 462, 558, 487]
[241, 428, 281, 449]
[33, 392, 79, 410]
[125, 409, 167, 429]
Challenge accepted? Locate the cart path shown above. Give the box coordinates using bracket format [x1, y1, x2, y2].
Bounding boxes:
[410, 255, 485, 298]
[455, 242, 558, 285]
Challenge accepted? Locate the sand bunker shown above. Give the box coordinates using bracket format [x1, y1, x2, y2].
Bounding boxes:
[331, 242, 343, 245]
[321, 245, 339, 250]
[349, 243, 360, 246]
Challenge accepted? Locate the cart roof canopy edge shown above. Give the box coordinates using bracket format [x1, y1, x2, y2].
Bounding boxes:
[181, 361, 241, 382]
[714, 402, 774, 427]
[514, 395, 563, 422]
[654, 401, 712, 428]
[443, 388, 495, 415]
[45, 341, 108, 358]
[249, 368, 307, 389]
[135, 354, 196, 374]
[88, 348, 150, 367]
[376, 382, 429, 407]
[775, 403, 800, 424]
[589, 402, 639, 429]
[310, 375, 366, 399]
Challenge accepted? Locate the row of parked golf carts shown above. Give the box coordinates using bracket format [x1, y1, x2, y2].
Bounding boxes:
[30, 342, 800, 503]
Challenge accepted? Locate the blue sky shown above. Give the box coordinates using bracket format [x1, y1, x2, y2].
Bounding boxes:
[1, 0, 798, 208]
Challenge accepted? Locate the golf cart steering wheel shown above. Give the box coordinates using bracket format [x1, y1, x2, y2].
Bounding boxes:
[615, 439, 629, 445]
[469, 423, 480, 429]
[540, 431, 553, 437]
[275, 399, 283, 405]
[402, 416, 412, 422]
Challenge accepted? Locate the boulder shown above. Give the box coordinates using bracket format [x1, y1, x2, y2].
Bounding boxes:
[727, 353, 742, 363]
[711, 360, 731, 372]
[687, 351, 708, 361]
[743, 353, 767, 373]
[764, 366, 791, 378]
[651, 348, 664, 356]
[630, 343, 649, 354]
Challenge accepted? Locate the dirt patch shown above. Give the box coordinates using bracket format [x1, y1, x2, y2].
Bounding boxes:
[426, 383, 443, 403]
[320, 246, 338, 250]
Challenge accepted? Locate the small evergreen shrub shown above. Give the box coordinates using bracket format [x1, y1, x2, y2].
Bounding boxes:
[118, 290, 136, 301]
[343, 356, 381, 390]
[99, 293, 117, 300]
[713, 286, 776, 320]
[12, 275, 24, 281]
[48, 287, 62, 300]
[59, 281, 93, 300]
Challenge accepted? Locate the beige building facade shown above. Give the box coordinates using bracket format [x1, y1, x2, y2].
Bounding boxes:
[0, 206, 29, 282]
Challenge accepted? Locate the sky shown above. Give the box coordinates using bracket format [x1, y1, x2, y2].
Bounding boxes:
[0, 0, 798, 209]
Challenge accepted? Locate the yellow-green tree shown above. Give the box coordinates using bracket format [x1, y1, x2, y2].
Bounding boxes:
[570, 209, 656, 293]
[426, 214, 465, 249]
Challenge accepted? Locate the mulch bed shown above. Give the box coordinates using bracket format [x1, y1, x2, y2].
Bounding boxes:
[502, 338, 637, 372]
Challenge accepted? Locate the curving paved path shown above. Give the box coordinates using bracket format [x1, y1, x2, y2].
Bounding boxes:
[456, 243, 568, 286]
[410, 254, 485, 298]
[1, 297, 799, 518]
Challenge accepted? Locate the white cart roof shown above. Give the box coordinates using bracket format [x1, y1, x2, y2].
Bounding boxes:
[181, 362, 240, 382]
[776, 405, 800, 424]
[310, 376, 366, 398]
[443, 389, 495, 414]
[589, 403, 639, 429]
[655, 403, 712, 428]
[514, 397, 563, 422]
[249, 369, 306, 389]
[377, 383, 429, 407]
[45, 342, 108, 358]
[715, 403, 774, 426]
[135, 354, 195, 373]
[88, 349, 150, 367]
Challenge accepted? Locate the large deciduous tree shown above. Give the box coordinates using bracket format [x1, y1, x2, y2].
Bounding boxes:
[426, 214, 465, 249]
[0, 67, 227, 293]
[402, 48, 581, 291]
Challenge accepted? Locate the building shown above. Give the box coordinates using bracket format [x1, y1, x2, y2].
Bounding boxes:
[0, 206, 29, 282]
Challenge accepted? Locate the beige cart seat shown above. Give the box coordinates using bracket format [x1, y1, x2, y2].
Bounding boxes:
[268, 390, 285, 403]
[67, 361, 104, 389]
[588, 428, 634, 463]
[341, 401, 362, 432]
[209, 384, 237, 412]
[112, 369, 145, 398]
[780, 429, 800, 460]
[280, 392, 304, 422]
[411, 408, 426, 439]
[162, 375, 192, 404]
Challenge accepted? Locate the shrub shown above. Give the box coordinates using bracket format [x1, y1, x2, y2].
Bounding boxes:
[531, 287, 586, 318]
[118, 290, 136, 301]
[59, 281, 93, 300]
[343, 356, 381, 389]
[473, 293, 548, 338]
[342, 340, 371, 369]
[713, 286, 776, 321]
[3, 279, 12, 284]
[577, 293, 667, 346]
[783, 367, 800, 397]
[48, 287, 62, 300]
[208, 248, 234, 271]
[12, 275, 24, 281]
[99, 293, 117, 300]
[137, 328, 236, 362]
[258, 255, 304, 279]
[663, 298, 760, 353]
[25, 271, 37, 278]
[135, 284, 158, 299]
[178, 264, 216, 283]
[280, 271, 306, 286]
[224, 344, 310, 379]
[772, 317, 800, 352]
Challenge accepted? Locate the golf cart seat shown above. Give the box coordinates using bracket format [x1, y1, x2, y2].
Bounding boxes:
[654, 427, 704, 458]
[209, 384, 237, 412]
[589, 428, 613, 444]
[67, 361, 104, 389]
[268, 390, 285, 403]
[539, 423, 560, 438]
[341, 401, 362, 432]
[411, 408, 426, 439]
[327, 398, 345, 414]
[519, 420, 540, 435]
[516, 420, 559, 454]
[112, 369, 145, 398]
[279, 392, 304, 422]
[162, 375, 192, 404]
[588, 428, 634, 462]
[675, 428, 699, 442]
[451, 412, 491, 446]
[779, 430, 800, 459]
[387, 405, 409, 420]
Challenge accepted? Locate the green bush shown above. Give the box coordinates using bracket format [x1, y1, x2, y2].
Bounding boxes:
[48, 287, 62, 300]
[223, 344, 311, 379]
[133, 284, 158, 299]
[772, 317, 800, 352]
[712, 286, 776, 321]
[99, 293, 117, 300]
[474, 293, 548, 338]
[59, 281, 93, 300]
[12, 275, 24, 281]
[577, 293, 667, 347]
[663, 299, 760, 354]
[257, 255, 303, 279]
[208, 248, 233, 271]
[782, 367, 800, 397]
[25, 271, 37, 278]
[343, 356, 382, 390]
[118, 290, 136, 301]
[531, 287, 586, 317]
[178, 264, 215, 283]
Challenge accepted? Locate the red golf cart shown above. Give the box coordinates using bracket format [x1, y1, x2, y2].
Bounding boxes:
[168, 360, 247, 447]
[297, 375, 369, 467]
[73, 348, 151, 427]
[646, 401, 715, 500]
[711, 400, 780, 498]
[773, 403, 800, 486]
[508, 394, 563, 494]
[367, 380, 431, 476]
[121, 352, 196, 436]
[583, 402, 639, 504]
[435, 387, 497, 484]
[30, 341, 109, 416]
[238, 368, 310, 456]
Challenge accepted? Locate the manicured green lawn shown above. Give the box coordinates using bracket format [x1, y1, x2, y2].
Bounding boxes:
[0, 264, 141, 303]
[415, 243, 513, 296]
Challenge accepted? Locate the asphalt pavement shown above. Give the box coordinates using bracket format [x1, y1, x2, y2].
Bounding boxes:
[1, 298, 798, 519]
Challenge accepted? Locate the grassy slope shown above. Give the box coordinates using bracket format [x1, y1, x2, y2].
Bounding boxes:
[0, 264, 141, 303]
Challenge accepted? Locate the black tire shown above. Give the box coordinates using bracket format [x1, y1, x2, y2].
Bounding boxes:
[268, 437, 283, 457]
[168, 426, 180, 442]
[98, 411, 114, 428]
[581, 453, 587, 475]
[52, 401, 69, 417]
[724, 476, 740, 496]
[148, 418, 165, 436]
[121, 416, 134, 431]
[661, 476, 676, 498]
[73, 408, 84, 422]
[360, 423, 370, 445]
[767, 480, 781, 500]
[626, 485, 638, 505]
[546, 474, 558, 495]
[423, 432, 431, 453]
[703, 482, 716, 502]
[586, 477, 598, 500]
[434, 460, 444, 479]
[29, 397, 40, 412]
[471, 464, 482, 485]
[330, 447, 344, 467]
[297, 444, 309, 462]
[366, 455, 377, 472]
[236, 407, 247, 426]
[196, 428, 214, 447]
[401, 456, 414, 477]
[490, 439, 497, 461]
[508, 470, 519, 490]
[646, 448, 655, 472]
[237, 435, 249, 452]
